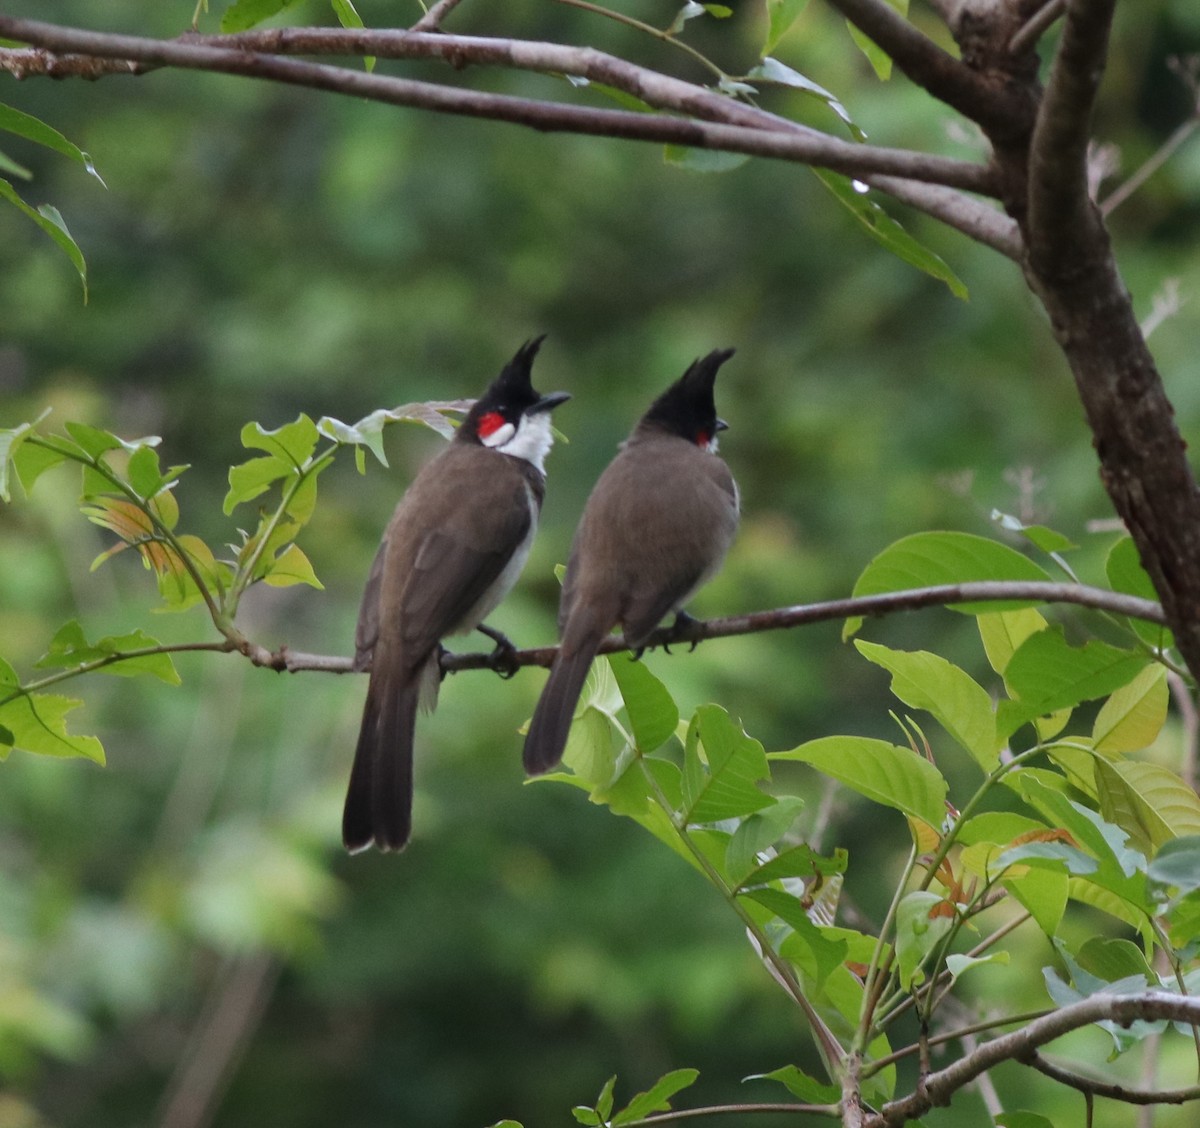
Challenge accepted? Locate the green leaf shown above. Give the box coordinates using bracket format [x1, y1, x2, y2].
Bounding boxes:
[1076, 936, 1152, 984]
[608, 653, 678, 753]
[812, 170, 966, 298]
[725, 800, 808, 885]
[1003, 866, 1068, 938]
[34, 622, 181, 685]
[317, 401, 468, 464]
[895, 890, 953, 989]
[855, 640, 997, 769]
[64, 422, 124, 460]
[996, 1113, 1055, 1128]
[220, 0, 306, 32]
[995, 839, 1098, 876]
[1106, 536, 1169, 648]
[846, 21, 892, 80]
[944, 950, 1010, 985]
[261, 543, 324, 589]
[0, 103, 105, 184]
[0, 146, 32, 180]
[998, 630, 1148, 740]
[663, 145, 750, 173]
[990, 510, 1076, 555]
[224, 454, 289, 514]
[612, 1068, 699, 1125]
[747, 58, 864, 140]
[571, 1110, 600, 1126]
[240, 415, 319, 468]
[1147, 835, 1200, 895]
[11, 434, 69, 498]
[0, 180, 88, 301]
[763, 0, 813, 54]
[1096, 759, 1200, 856]
[744, 889, 848, 984]
[681, 706, 773, 824]
[852, 532, 1051, 623]
[747, 1063, 838, 1103]
[771, 735, 947, 826]
[595, 1075, 616, 1122]
[126, 444, 165, 500]
[0, 689, 105, 763]
[737, 842, 846, 891]
[329, 0, 375, 70]
[667, 2, 706, 35]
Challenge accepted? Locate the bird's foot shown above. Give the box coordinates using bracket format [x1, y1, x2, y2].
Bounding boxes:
[663, 610, 702, 654]
[478, 623, 520, 680]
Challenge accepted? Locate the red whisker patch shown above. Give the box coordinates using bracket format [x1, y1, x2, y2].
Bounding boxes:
[477, 410, 507, 438]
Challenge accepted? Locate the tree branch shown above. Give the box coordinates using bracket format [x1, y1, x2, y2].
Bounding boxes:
[865, 175, 1023, 259]
[871, 993, 1200, 1126]
[1023, 1051, 1200, 1106]
[0, 17, 995, 194]
[1026, 0, 1114, 270]
[250, 580, 1164, 675]
[822, 0, 1015, 134]
[411, 0, 467, 33]
[1009, 0, 1068, 56]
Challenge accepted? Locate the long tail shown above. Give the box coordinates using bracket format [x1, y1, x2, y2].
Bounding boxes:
[342, 663, 425, 853]
[524, 614, 607, 775]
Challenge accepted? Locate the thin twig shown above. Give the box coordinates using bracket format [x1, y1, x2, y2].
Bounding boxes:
[411, 0, 467, 33]
[1022, 1051, 1200, 1107]
[1009, 0, 1068, 56]
[1168, 671, 1199, 793]
[1101, 115, 1200, 216]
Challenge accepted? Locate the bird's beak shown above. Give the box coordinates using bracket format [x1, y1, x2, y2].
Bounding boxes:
[715, 417, 729, 433]
[531, 391, 571, 414]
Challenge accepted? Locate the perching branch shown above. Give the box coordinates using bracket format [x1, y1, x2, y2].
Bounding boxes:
[245, 580, 1165, 675]
[1022, 1051, 1200, 1107]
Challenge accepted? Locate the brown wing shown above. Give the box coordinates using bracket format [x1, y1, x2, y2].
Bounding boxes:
[374, 444, 540, 666]
[353, 537, 388, 671]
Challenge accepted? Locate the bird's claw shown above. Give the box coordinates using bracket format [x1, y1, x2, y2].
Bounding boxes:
[478, 623, 520, 679]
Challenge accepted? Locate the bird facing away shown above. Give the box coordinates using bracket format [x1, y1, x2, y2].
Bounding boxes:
[523, 349, 739, 776]
[344, 338, 570, 852]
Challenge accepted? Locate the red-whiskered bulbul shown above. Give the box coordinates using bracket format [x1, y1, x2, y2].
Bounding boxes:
[523, 349, 739, 775]
[344, 337, 569, 852]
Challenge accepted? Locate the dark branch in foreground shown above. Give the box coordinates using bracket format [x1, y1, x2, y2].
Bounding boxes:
[1023, 1051, 1200, 1106]
[250, 581, 1166, 674]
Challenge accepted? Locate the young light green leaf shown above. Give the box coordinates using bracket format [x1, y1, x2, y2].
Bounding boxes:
[608, 653, 678, 753]
[595, 1075, 616, 1122]
[771, 736, 947, 827]
[994, 839, 1098, 876]
[0, 180, 88, 301]
[895, 890, 953, 989]
[1092, 664, 1168, 754]
[813, 170, 967, 298]
[1096, 759, 1200, 856]
[977, 607, 1049, 677]
[261, 543, 324, 589]
[747, 58, 864, 140]
[681, 706, 773, 824]
[612, 1068, 699, 1125]
[744, 889, 848, 984]
[855, 640, 997, 769]
[0, 689, 105, 763]
[0, 103, 105, 184]
[224, 455, 289, 514]
[746, 1063, 839, 1104]
[126, 444, 165, 500]
[667, 2, 706, 34]
[1002, 866, 1068, 937]
[846, 21, 892, 80]
[763, 0, 812, 54]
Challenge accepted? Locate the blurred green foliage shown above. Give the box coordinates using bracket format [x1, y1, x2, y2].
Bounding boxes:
[2, 0, 1200, 1125]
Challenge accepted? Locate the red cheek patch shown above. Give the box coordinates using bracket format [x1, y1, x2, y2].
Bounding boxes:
[477, 411, 506, 438]
[696, 431, 710, 448]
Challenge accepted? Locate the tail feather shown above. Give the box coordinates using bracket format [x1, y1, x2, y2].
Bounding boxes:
[524, 618, 607, 775]
[343, 668, 421, 853]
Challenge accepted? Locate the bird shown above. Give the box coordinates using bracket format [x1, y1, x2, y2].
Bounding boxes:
[523, 348, 739, 776]
[344, 337, 569, 852]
